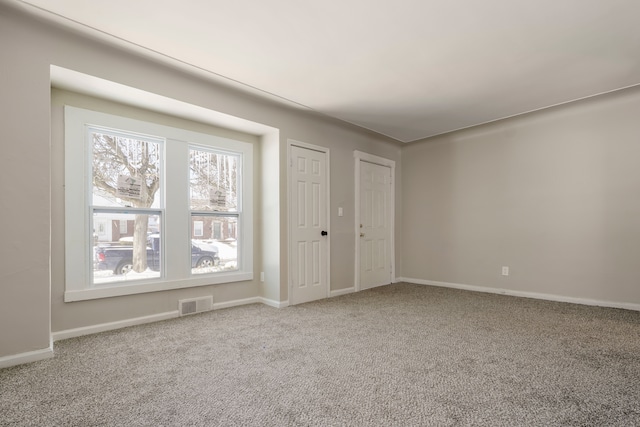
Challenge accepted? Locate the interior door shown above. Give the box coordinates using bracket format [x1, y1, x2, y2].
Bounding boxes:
[359, 160, 392, 290]
[290, 145, 328, 305]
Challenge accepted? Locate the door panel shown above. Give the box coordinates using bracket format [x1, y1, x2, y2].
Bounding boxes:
[359, 161, 392, 289]
[290, 145, 328, 304]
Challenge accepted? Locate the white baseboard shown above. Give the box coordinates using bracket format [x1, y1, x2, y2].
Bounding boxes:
[330, 287, 355, 297]
[52, 311, 180, 342]
[0, 340, 54, 369]
[53, 295, 290, 344]
[213, 296, 262, 310]
[214, 295, 289, 309]
[399, 277, 640, 312]
[260, 297, 289, 308]
[6, 296, 292, 369]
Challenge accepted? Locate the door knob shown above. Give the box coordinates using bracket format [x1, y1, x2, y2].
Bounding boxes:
[321, 230, 328, 236]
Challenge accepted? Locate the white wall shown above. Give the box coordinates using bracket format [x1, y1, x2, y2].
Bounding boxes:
[0, 4, 401, 362]
[402, 86, 640, 307]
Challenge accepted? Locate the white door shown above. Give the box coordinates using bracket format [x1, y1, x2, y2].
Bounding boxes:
[290, 145, 329, 305]
[359, 161, 392, 290]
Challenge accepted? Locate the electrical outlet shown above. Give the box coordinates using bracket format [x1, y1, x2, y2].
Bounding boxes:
[501, 266, 509, 276]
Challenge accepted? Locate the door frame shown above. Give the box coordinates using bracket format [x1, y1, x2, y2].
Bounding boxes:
[287, 140, 331, 305]
[354, 150, 396, 292]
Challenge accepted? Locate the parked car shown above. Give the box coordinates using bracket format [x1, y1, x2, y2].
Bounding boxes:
[94, 235, 219, 274]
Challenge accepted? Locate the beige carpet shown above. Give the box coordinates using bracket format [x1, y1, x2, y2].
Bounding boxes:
[1, 282, 639, 426]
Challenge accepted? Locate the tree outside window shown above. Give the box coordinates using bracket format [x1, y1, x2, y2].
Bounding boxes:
[91, 128, 163, 282]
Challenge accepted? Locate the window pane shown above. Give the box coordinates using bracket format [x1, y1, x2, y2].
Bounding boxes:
[193, 221, 204, 237]
[92, 129, 162, 209]
[191, 215, 238, 275]
[93, 212, 161, 284]
[189, 148, 239, 211]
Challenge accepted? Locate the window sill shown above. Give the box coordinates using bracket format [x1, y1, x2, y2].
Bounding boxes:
[64, 272, 253, 302]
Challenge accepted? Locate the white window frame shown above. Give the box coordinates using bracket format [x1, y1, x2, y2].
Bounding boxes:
[193, 220, 204, 237]
[64, 106, 253, 302]
[189, 145, 243, 274]
[119, 220, 128, 235]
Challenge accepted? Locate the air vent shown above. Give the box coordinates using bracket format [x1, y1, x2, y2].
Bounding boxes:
[179, 296, 213, 316]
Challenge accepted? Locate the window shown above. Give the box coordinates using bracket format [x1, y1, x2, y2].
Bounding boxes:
[119, 220, 128, 235]
[64, 106, 253, 301]
[189, 148, 240, 275]
[91, 127, 163, 284]
[193, 221, 204, 237]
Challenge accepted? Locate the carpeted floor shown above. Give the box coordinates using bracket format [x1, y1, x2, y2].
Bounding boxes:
[1, 282, 639, 426]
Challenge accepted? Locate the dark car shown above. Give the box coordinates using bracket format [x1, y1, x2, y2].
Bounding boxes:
[94, 235, 219, 275]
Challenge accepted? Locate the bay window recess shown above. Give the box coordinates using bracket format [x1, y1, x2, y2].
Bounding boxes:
[64, 106, 253, 302]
